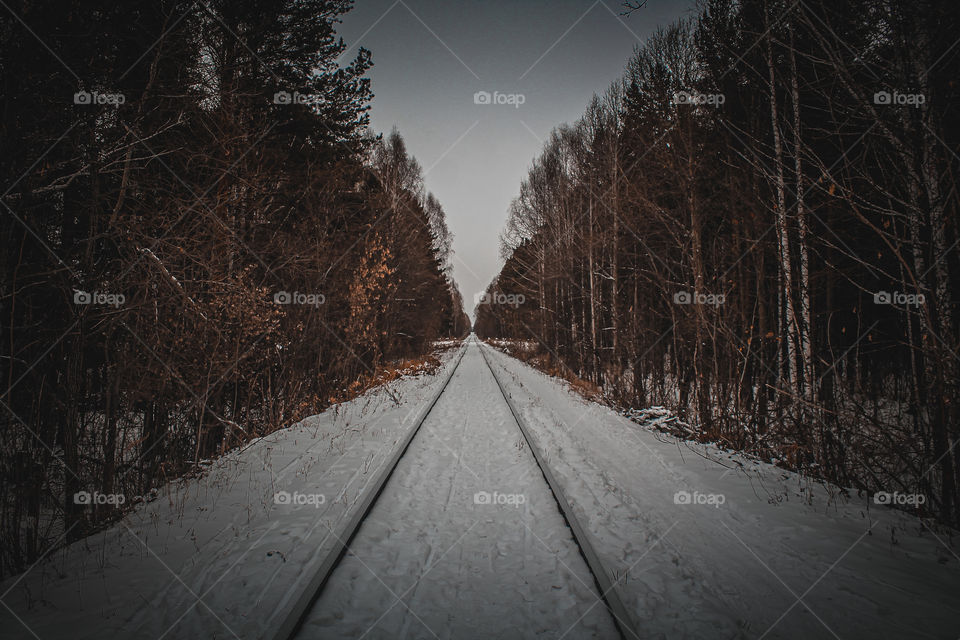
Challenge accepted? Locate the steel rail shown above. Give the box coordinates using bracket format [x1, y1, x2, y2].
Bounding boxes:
[272, 341, 468, 640]
[478, 340, 641, 640]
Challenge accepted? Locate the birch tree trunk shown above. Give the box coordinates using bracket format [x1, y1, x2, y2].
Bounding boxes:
[788, 22, 812, 406]
[765, 4, 797, 397]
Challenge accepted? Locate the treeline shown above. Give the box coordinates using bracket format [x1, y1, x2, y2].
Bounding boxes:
[0, 0, 467, 574]
[476, 0, 959, 524]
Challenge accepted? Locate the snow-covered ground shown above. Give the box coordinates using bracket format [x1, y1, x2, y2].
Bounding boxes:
[0, 344, 466, 640]
[3, 336, 958, 640]
[297, 337, 618, 639]
[481, 341, 960, 639]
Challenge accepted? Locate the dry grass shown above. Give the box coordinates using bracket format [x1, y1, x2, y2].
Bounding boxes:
[329, 354, 443, 405]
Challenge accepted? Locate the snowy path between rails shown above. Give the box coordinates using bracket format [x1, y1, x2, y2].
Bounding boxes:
[296, 337, 618, 640]
[481, 342, 960, 639]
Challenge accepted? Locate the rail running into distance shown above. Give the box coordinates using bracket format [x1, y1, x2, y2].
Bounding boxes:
[273, 336, 639, 640]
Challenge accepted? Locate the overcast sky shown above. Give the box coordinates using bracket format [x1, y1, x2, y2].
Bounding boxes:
[337, 0, 696, 319]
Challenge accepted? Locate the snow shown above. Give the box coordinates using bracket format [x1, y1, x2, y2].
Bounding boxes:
[3, 336, 958, 640]
[481, 342, 960, 639]
[0, 345, 465, 640]
[296, 337, 618, 639]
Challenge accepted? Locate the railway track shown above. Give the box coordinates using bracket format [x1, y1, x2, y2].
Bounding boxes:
[273, 336, 640, 640]
[478, 342, 641, 640]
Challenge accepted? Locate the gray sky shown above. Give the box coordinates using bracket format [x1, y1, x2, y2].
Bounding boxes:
[337, 0, 696, 319]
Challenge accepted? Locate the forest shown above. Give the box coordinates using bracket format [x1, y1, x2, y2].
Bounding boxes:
[0, 0, 468, 575]
[476, 0, 959, 526]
